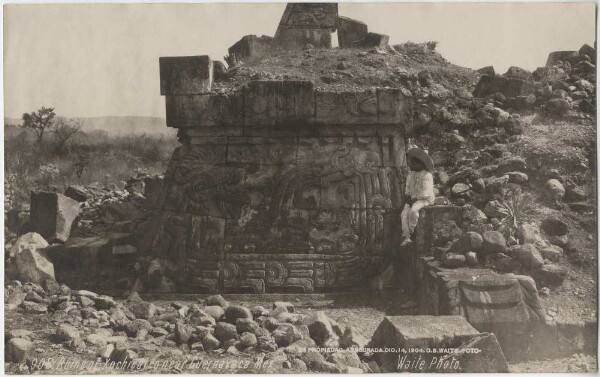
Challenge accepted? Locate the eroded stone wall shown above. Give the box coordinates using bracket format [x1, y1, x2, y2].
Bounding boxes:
[154, 70, 413, 293]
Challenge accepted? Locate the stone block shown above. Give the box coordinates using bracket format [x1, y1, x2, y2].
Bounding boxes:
[315, 90, 377, 125]
[377, 88, 413, 125]
[369, 315, 479, 372]
[159, 56, 212, 95]
[46, 236, 112, 270]
[414, 205, 464, 254]
[439, 332, 509, 372]
[527, 321, 558, 360]
[355, 32, 389, 49]
[165, 93, 243, 128]
[473, 74, 535, 98]
[337, 16, 368, 48]
[15, 247, 55, 285]
[557, 320, 585, 356]
[30, 191, 81, 243]
[416, 260, 546, 361]
[228, 35, 273, 61]
[546, 51, 578, 67]
[274, 3, 337, 49]
[584, 321, 597, 354]
[244, 80, 314, 126]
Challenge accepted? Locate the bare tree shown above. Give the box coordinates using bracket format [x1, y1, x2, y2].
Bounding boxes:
[21, 107, 56, 144]
[53, 117, 82, 153]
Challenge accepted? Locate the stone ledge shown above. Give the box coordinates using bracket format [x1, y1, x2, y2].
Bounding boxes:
[161, 82, 413, 130]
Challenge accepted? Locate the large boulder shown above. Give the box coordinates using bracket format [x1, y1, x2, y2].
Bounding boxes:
[224, 305, 252, 323]
[541, 218, 569, 237]
[56, 323, 80, 342]
[482, 231, 507, 255]
[205, 294, 229, 308]
[514, 244, 544, 270]
[504, 66, 532, 81]
[125, 298, 156, 319]
[473, 75, 534, 98]
[545, 179, 566, 200]
[272, 323, 303, 347]
[9, 232, 48, 259]
[214, 322, 238, 342]
[15, 245, 55, 285]
[302, 311, 338, 347]
[533, 264, 568, 286]
[6, 338, 33, 363]
[29, 191, 81, 243]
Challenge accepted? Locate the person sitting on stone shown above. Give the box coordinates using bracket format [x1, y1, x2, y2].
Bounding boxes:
[401, 147, 435, 246]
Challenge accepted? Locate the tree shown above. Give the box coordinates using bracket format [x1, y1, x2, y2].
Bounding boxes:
[21, 106, 56, 144]
[52, 117, 82, 153]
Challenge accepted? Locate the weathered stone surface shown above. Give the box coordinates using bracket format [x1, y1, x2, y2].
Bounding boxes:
[477, 66, 495, 76]
[417, 260, 545, 361]
[369, 315, 479, 372]
[274, 3, 337, 49]
[15, 246, 55, 285]
[64, 185, 88, 202]
[30, 191, 81, 243]
[439, 332, 509, 372]
[166, 93, 243, 128]
[546, 51, 578, 67]
[532, 264, 568, 286]
[9, 232, 48, 259]
[441, 252, 466, 268]
[339, 326, 368, 349]
[205, 294, 229, 308]
[356, 32, 389, 48]
[450, 232, 483, 253]
[557, 321, 585, 356]
[6, 338, 33, 362]
[224, 305, 252, 323]
[541, 217, 569, 236]
[159, 56, 212, 95]
[315, 90, 377, 124]
[273, 323, 303, 347]
[541, 245, 563, 262]
[56, 323, 80, 342]
[482, 231, 507, 255]
[303, 311, 338, 346]
[125, 298, 156, 319]
[337, 16, 368, 49]
[228, 35, 273, 61]
[244, 80, 314, 126]
[204, 305, 225, 321]
[473, 75, 534, 98]
[214, 322, 238, 342]
[514, 243, 544, 270]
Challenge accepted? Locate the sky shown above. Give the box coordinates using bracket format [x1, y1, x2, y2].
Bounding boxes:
[3, 2, 596, 119]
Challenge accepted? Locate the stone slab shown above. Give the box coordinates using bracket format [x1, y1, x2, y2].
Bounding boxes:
[439, 332, 509, 372]
[244, 80, 315, 126]
[370, 315, 479, 372]
[377, 88, 413, 125]
[315, 90, 378, 125]
[165, 93, 243, 128]
[228, 35, 273, 61]
[473, 74, 535, 98]
[159, 56, 213, 95]
[337, 16, 368, 49]
[30, 191, 81, 243]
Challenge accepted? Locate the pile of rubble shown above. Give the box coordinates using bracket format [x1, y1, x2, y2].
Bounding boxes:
[6, 279, 373, 373]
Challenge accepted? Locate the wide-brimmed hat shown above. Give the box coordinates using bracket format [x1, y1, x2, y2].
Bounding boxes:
[407, 147, 434, 171]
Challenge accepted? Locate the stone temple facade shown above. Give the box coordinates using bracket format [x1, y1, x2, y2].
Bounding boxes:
[152, 3, 413, 293]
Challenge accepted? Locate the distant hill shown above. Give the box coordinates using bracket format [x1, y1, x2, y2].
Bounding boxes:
[4, 116, 174, 136]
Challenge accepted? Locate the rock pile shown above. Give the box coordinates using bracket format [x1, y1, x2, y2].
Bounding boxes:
[5, 287, 369, 373]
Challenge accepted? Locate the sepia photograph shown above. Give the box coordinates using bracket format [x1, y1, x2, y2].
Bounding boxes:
[3, 1, 598, 374]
